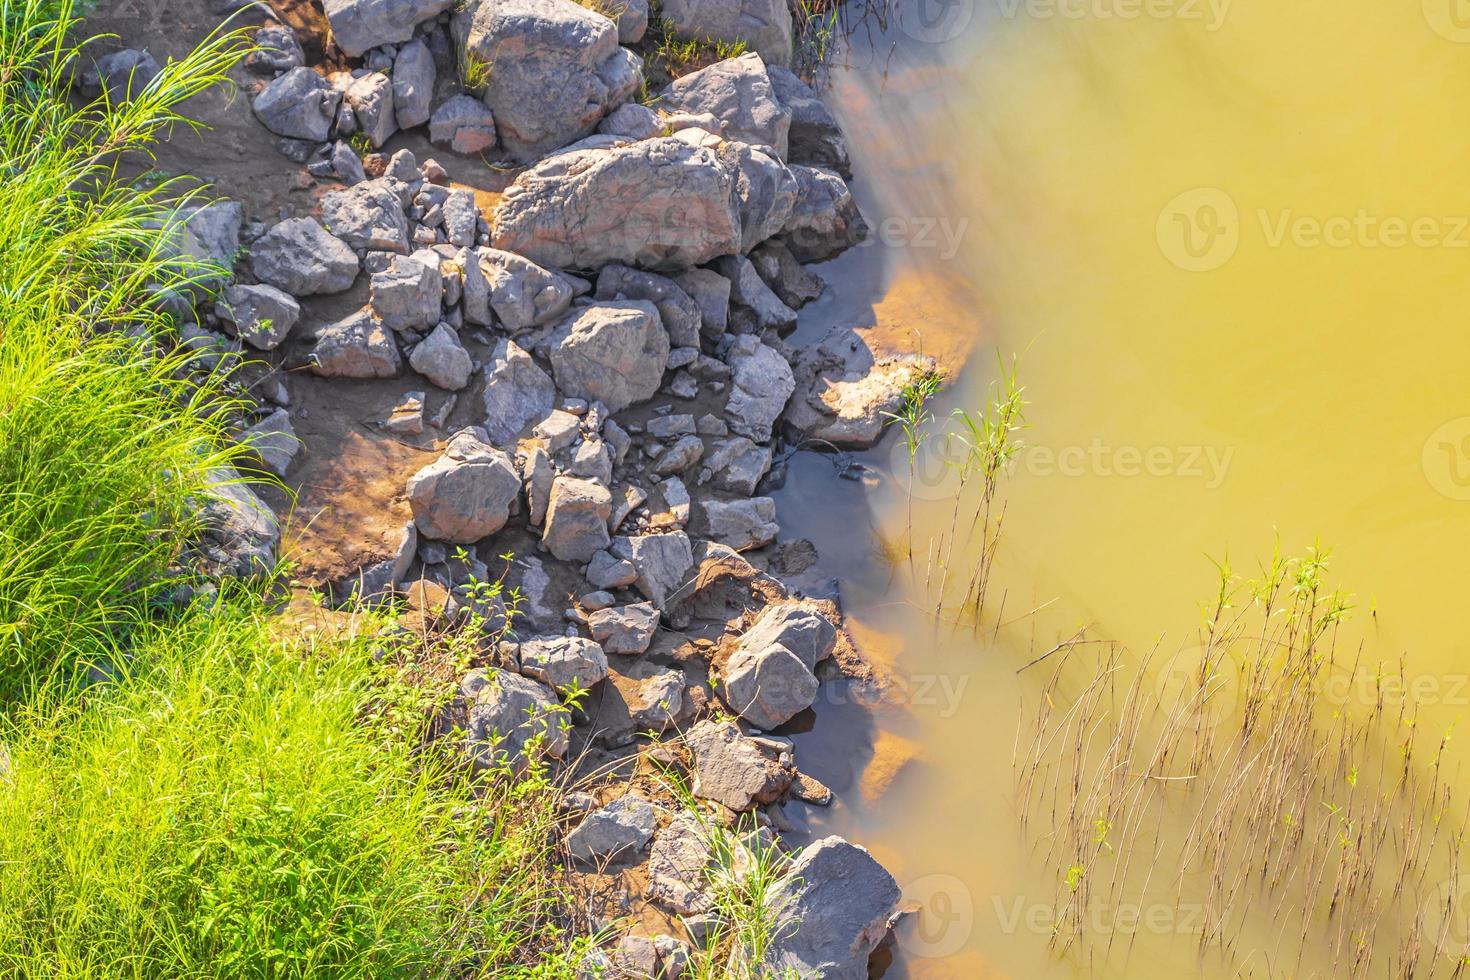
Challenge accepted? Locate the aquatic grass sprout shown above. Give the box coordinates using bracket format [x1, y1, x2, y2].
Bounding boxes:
[1014, 545, 1470, 977]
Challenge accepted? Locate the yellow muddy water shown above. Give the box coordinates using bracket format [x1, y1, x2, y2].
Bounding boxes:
[781, 2, 1470, 976]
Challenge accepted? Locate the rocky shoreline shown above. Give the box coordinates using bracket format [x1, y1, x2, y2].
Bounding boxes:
[100, 0, 935, 974]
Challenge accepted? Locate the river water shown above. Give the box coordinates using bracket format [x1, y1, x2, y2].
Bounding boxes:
[774, 1, 1470, 976]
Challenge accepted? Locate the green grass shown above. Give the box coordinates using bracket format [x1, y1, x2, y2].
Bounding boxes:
[0, 2, 579, 975]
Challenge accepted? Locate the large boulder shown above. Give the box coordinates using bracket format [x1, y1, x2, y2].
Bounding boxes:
[781, 165, 867, 263]
[250, 217, 359, 295]
[324, 0, 455, 57]
[754, 838, 900, 979]
[547, 301, 669, 412]
[541, 475, 613, 562]
[517, 635, 609, 691]
[566, 795, 660, 864]
[241, 408, 302, 477]
[784, 327, 938, 449]
[588, 601, 659, 654]
[406, 429, 520, 542]
[430, 95, 498, 155]
[321, 178, 410, 254]
[166, 200, 242, 289]
[609, 532, 693, 609]
[720, 601, 836, 729]
[392, 38, 435, 129]
[461, 667, 568, 766]
[492, 135, 742, 271]
[218, 283, 299, 351]
[452, 0, 642, 163]
[460, 247, 574, 331]
[195, 466, 280, 579]
[711, 252, 796, 334]
[685, 719, 792, 811]
[657, 53, 790, 158]
[723, 335, 794, 442]
[767, 65, 850, 176]
[482, 338, 556, 446]
[252, 66, 340, 141]
[648, 813, 715, 914]
[343, 72, 396, 148]
[409, 322, 474, 390]
[698, 497, 778, 551]
[370, 251, 442, 331]
[594, 265, 702, 348]
[309, 308, 402, 378]
[659, 0, 792, 67]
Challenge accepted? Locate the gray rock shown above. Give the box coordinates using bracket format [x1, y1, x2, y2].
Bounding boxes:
[241, 408, 301, 477]
[409, 322, 474, 390]
[521, 445, 555, 525]
[750, 238, 823, 309]
[659, 0, 792, 67]
[724, 140, 799, 253]
[246, 23, 304, 75]
[594, 264, 701, 348]
[310, 308, 402, 378]
[652, 434, 704, 477]
[597, 101, 660, 140]
[587, 601, 658, 654]
[252, 67, 340, 142]
[542, 476, 613, 562]
[86, 47, 159, 101]
[648, 813, 714, 914]
[673, 267, 731, 340]
[566, 795, 660, 864]
[492, 135, 742, 272]
[461, 667, 568, 766]
[219, 282, 299, 350]
[330, 139, 367, 184]
[613, 0, 648, 43]
[164, 200, 242, 292]
[720, 602, 835, 729]
[655, 935, 692, 979]
[370, 251, 442, 331]
[784, 327, 937, 449]
[704, 436, 771, 495]
[392, 38, 435, 129]
[344, 72, 396, 148]
[739, 601, 838, 670]
[533, 409, 581, 453]
[781, 165, 867, 264]
[568, 437, 614, 486]
[699, 496, 778, 551]
[324, 0, 455, 57]
[608, 661, 686, 729]
[196, 466, 280, 578]
[612, 935, 661, 978]
[547, 301, 669, 413]
[587, 550, 638, 589]
[754, 837, 901, 979]
[461, 247, 573, 331]
[686, 719, 791, 811]
[406, 429, 521, 542]
[658, 53, 791, 158]
[321, 178, 410, 254]
[647, 414, 696, 439]
[429, 95, 498, 155]
[383, 391, 425, 435]
[610, 531, 693, 609]
[518, 635, 609, 691]
[252, 217, 360, 294]
[711, 253, 796, 334]
[482, 338, 556, 446]
[723, 335, 794, 442]
[452, 0, 642, 163]
[441, 189, 479, 248]
[767, 64, 850, 176]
